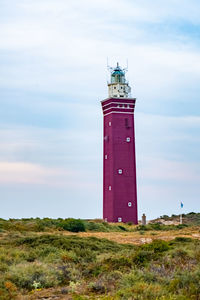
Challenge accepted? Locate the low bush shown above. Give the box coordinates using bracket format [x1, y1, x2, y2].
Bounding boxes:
[132, 250, 154, 266]
[89, 280, 106, 294]
[117, 225, 128, 231]
[118, 275, 166, 300]
[169, 269, 200, 296]
[172, 237, 193, 243]
[136, 223, 190, 232]
[6, 262, 62, 290]
[58, 219, 86, 232]
[103, 256, 132, 270]
[142, 240, 170, 253]
[15, 235, 134, 254]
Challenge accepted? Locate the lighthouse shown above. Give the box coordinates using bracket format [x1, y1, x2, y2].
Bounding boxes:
[101, 63, 138, 224]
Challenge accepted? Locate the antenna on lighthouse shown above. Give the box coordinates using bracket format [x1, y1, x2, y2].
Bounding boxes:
[122, 59, 128, 73]
[107, 57, 114, 73]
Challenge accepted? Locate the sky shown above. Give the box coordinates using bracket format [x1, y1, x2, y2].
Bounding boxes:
[0, 0, 200, 220]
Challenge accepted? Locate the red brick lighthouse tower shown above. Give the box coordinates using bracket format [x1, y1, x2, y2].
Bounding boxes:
[101, 63, 138, 224]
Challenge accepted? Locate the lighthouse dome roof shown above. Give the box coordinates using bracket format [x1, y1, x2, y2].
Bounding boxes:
[111, 63, 125, 76]
[111, 63, 126, 84]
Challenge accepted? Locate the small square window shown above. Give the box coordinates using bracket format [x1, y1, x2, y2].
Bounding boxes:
[128, 202, 132, 207]
[118, 169, 123, 174]
[118, 217, 122, 222]
[109, 186, 112, 191]
[109, 122, 111, 126]
[105, 155, 108, 159]
[126, 137, 131, 142]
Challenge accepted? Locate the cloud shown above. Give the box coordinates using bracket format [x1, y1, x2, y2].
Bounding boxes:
[0, 161, 98, 189]
[1, 0, 200, 102]
[138, 157, 200, 183]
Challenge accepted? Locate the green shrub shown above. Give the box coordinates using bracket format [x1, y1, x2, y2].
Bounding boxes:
[169, 270, 200, 296]
[85, 222, 109, 232]
[171, 249, 189, 260]
[74, 248, 96, 263]
[175, 224, 188, 229]
[117, 225, 128, 231]
[132, 250, 154, 265]
[136, 225, 148, 231]
[103, 256, 132, 270]
[149, 223, 163, 230]
[6, 262, 62, 290]
[173, 237, 192, 243]
[58, 219, 86, 232]
[142, 239, 170, 253]
[15, 235, 133, 256]
[118, 279, 166, 299]
[127, 222, 133, 226]
[89, 280, 106, 293]
[160, 215, 170, 220]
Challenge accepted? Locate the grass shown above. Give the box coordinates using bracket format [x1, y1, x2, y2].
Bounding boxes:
[0, 216, 200, 299]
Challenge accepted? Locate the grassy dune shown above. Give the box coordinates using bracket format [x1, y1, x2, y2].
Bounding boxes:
[0, 215, 200, 299]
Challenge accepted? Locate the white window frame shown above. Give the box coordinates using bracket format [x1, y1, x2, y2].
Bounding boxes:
[128, 202, 132, 207]
[105, 155, 108, 159]
[109, 186, 112, 191]
[109, 122, 112, 126]
[126, 137, 131, 142]
[118, 217, 122, 222]
[118, 169, 123, 174]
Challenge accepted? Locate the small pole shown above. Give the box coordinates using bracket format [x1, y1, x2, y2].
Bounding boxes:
[180, 202, 183, 224]
[180, 213, 182, 225]
[142, 213, 146, 225]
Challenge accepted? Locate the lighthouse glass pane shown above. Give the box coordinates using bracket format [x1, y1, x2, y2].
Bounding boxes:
[118, 169, 122, 174]
[126, 137, 131, 142]
[128, 202, 132, 207]
[118, 217, 122, 222]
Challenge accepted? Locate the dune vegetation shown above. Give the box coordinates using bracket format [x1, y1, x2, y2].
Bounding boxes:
[0, 214, 200, 299]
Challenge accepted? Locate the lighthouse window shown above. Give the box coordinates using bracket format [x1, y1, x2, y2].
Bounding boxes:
[105, 155, 108, 159]
[126, 137, 131, 142]
[118, 217, 122, 222]
[118, 169, 123, 174]
[128, 202, 132, 207]
[109, 186, 112, 191]
[109, 122, 111, 126]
